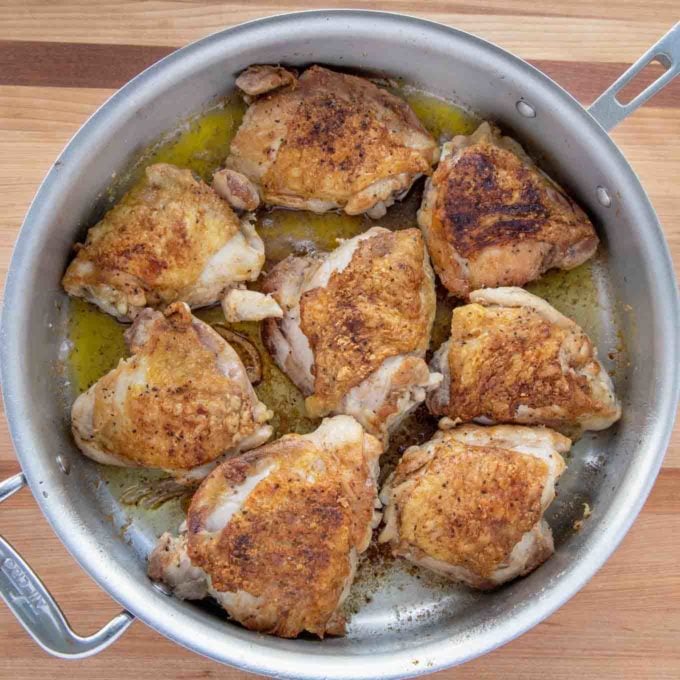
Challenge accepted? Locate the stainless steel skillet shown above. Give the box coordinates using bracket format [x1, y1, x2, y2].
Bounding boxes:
[1, 10, 679, 679]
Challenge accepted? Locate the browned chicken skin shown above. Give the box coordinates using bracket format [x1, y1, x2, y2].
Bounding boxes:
[380, 424, 569, 589]
[418, 122, 599, 297]
[62, 163, 267, 321]
[298, 229, 433, 415]
[148, 416, 382, 638]
[261, 227, 441, 444]
[427, 287, 621, 432]
[71, 302, 272, 479]
[218, 65, 438, 217]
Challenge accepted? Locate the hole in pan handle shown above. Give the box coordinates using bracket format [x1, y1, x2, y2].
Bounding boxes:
[588, 22, 680, 132]
[0, 473, 135, 659]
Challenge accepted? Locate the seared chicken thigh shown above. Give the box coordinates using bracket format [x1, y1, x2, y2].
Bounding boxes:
[428, 287, 621, 432]
[418, 122, 598, 297]
[261, 227, 441, 445]
[380, 424, 569, 589]
[148, 416, 381, 638]
[217, 65, 438, 217]
[62, 163, 272, 321]
[71, 302, 272, 480]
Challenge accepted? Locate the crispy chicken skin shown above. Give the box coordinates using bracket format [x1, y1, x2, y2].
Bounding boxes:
[418, 122, 599, 297]
[62, 163, 267, 321]
[71, 302, 272, 480]
[379, 424, 569, 589]
[220, 65, 438, 217]
[148, 416, 382, 638]
[427, 287, 621, 432]
[261, 227, 441, 445]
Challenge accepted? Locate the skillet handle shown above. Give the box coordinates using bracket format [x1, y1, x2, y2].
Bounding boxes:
[588, 22, 680, 131]
[0, 473, 135, 659]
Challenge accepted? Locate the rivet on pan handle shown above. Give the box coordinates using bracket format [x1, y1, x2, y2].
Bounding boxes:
[0, 473, 135, 659]
[588, 22, 680, 131]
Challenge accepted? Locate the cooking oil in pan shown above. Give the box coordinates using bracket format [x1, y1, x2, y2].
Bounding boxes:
[257, 210, 366, 264]
[399, 88, 480, 142]
[144, 100, 246, 182]
[107, 95, 247, 199]
[68, 298, 127, 393]
[527, 260, 598, 329]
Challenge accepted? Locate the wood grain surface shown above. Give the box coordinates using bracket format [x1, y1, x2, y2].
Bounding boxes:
[0, 2, 679, 678]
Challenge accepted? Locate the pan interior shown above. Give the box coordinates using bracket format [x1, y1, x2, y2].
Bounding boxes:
[58, 78, 628, 643]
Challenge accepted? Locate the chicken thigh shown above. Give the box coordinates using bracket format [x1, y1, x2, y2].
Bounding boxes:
[418, 122, 599, 297]
[216, 65, 438, 217]
[62, 163, 273, 321]
[71, 302, 272, 481]
[148, 415, 381, 638]
[261, 227, 441, 445]
[379, 424, 569, 589]
[427, 287, 621, 432]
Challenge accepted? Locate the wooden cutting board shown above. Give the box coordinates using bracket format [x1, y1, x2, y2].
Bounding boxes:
[0, 2, 678, 678]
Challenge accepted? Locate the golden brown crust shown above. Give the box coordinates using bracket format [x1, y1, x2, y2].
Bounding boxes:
[187, 427, 378, 638]
[228, 66, 437, 211]
[389, 435, 547, 578]
[300, 229, 431, 415]
[431, 301, 617, 427]
[62, 163, 240, 309]
[90, 303, 263, 469]
[421, 123, 598, 296]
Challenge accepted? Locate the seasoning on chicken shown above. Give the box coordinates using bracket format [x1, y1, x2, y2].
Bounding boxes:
[261, 227, 441, 446]
[379, 424, 569, 589]
[418, 122, 598, 297]
[62, 163, 273, 321]
[71, 302, 272, 482]
[427, 287, 621, 432]
[148, 415, 381, 638]
[216, 65, 438, 218]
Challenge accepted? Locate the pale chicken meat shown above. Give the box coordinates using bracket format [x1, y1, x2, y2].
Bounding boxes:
[427, 287, 621, 432]
[71, 302, 272, 481]
[261, 227, 441, 446]
[379, 424, 569, 589]
[62, 163, 271, 321]
[221, 287, 283, 323]
[216, 65, 438, 217]
[418, 122, 599, 297]
[148, 416, 382, 638]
